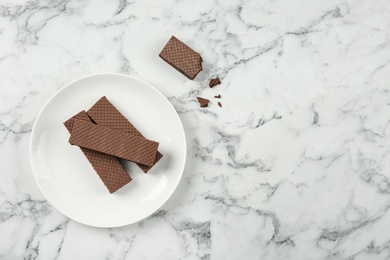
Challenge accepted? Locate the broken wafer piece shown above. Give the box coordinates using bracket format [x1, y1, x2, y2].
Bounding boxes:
[69, 119, 159, 167]
[209, 78, 221, 88]
[87, 96, 163, 173]
[218, 102, 222, 107]
[197, 97, 210, 107]
[214, 94, 221, 98]
[159, 36, 203, 80]
[64, 111, 131, 193]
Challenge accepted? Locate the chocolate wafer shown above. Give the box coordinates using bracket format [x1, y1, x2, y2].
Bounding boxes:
[69, 119, 159, 166]
[87, 96, 163, 173]
[64, 111, 131, 193]
[159, 36, 203, 80]
[197, 97, 210, 107]
[209, 78, 221, 88]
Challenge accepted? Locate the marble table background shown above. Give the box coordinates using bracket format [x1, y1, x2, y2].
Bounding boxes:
[1, 0, 390, 259]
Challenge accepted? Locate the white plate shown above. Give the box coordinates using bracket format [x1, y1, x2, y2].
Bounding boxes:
[29, 73, 186, 228]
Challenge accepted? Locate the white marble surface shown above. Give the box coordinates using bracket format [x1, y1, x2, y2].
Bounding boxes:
[1, 0, 390, 259]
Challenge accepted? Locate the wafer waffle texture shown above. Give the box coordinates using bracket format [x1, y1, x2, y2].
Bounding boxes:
[87, 96, 163, 173]
[159, 36, 203, 80]
[69, 119, 159, 167]
[64, 111, 131, 193]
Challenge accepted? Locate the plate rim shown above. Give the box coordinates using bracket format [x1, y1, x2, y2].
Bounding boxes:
[29, 72, 187, 228]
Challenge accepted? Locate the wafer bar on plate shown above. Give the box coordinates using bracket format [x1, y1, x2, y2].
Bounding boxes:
[69, 119, 159, 167]
[87, 96, 163, 173]
[64, 111, 131, 193]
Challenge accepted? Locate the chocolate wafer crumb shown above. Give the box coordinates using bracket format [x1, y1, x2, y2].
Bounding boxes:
[197, 97, 210, 107]
[214, 94, 221, 98]
[209, 78, 221, 88]
[218, 102, 222, 107]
